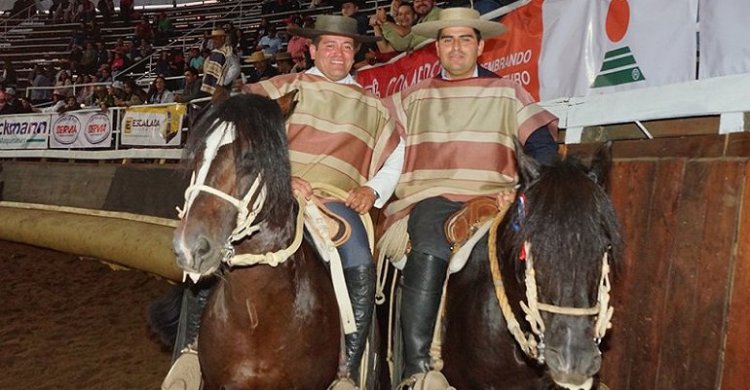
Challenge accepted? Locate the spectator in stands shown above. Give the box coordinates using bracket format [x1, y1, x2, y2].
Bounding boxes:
[285, 15, 310, 62]
[134, 16, 154, 46]
[222, 22, 236, 48]
[169, 48, 186, 84]
[49, 0, 64, 20]
[291, 53, 308, 73]
[146, 76, 175, 104]
[111, 52, 128, 73]
[200, 27, 240, 99]
[187, 48, 204, 72]
[96, 81, 125, 110]
[175, 67, 205, 103]
[275, 51, 294, 74]
[68, 0, 82, 23]
[233, 28, 249, 56]
[96, 0, 114, 21]
[256, 18, 270, 41]
[0, 60, 18, 88]
[30, 66, 53, 105]
[370, 1, 416, 60]
[54, 70, 74, 97]
[4, 88, 22, 113]
[378, 0, 440, 52]
[257, 26, 283, 56]
[341, 0, 369, 35]
[244, 51, 278, 83]
[80, 41, 98, 73]
[119, 0, 134, 21]
[116, 79, 146, 107]
[97, 66, 113, 84]
[112, 38, 126, 55]
[199, 30, 214, 52]
[154, 11, 174, 46]
[79, 0, 95, 23]
[0, 89, 19, 116]
[134, 39, 153, 63]
[95, 42, 109, 69]
[17, 96, 36, 114]
[75, 74, 96, 106]
[84, 20, 102, 43]
[69, 24, 86, 51]
[42, 93, 67, 113]
[154, 50, 172, 78]
[60, 95, 81, 113]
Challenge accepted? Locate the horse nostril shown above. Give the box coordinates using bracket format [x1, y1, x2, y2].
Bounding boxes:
[192, 236, 213, 264]
[583, 351, 602, 377]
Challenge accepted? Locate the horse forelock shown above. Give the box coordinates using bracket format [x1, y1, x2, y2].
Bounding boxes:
[513, 157, 622, 305]
[186, 94, 295, 226]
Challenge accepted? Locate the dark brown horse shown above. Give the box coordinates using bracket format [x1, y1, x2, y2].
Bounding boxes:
[167, 94, 341, 389]
[440, 143, 622, 389]
[380, 143, 622, 389]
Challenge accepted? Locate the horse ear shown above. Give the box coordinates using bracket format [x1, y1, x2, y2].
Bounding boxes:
[275, 90, 298, 121]
[588, 141, 613, 187]
[514, 137, 541, 187]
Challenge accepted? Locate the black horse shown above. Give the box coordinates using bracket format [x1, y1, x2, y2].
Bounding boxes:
[381, 143, 623, 389]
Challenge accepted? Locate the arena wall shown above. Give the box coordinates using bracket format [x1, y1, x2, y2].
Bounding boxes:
[568, 132, 750, 389]
[0, 161, 189, 281]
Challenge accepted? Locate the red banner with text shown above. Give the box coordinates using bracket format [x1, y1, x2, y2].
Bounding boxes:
[356, 0, 544, 99]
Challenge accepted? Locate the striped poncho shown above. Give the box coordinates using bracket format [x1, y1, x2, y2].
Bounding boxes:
[245, 73, 401, 192]
[383, 77, 558, 227]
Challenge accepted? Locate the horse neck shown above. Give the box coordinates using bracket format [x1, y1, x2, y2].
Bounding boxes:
[233, 199, 297, 256]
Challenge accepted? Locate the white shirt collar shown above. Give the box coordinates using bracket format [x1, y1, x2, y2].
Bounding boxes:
[440, 66, 479, 80]
[306, 67, 360, 86]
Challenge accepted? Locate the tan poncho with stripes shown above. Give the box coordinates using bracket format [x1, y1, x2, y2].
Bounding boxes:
[383, 77, 558, 228]
[244, 73, 400, 192]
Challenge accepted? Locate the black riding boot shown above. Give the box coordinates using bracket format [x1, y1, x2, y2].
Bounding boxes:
[343, 263, 376, 382]
[400, 251, 448, 379]
[173, 280, 212, 360]
[160, 280, 212, 390]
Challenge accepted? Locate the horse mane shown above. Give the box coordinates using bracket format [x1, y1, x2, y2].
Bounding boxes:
[509, 155, 623, 291]
[184, 94, 294, 226]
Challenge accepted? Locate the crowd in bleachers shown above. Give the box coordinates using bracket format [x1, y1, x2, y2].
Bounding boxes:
[0, 0, 518, 117]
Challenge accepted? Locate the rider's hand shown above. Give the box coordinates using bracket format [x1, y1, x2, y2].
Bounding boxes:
[291, 176, 313, 200]
[346, 186, 378, 214]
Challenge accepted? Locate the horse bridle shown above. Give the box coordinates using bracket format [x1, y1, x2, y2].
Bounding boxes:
[488, 194, 613, 365]
[518, 241, 613, 363]
[177, 121, 268, 256]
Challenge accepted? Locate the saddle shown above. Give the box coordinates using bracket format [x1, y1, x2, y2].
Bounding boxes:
[444, 197, 500, 249]
[315, 199, 352, 247]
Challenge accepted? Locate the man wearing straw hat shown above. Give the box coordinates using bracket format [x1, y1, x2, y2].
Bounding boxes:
[243, 14, 404, 390]
[200, 27, 240, 99]
[380, 7, 558, 386]
[244, 50, 279, 82]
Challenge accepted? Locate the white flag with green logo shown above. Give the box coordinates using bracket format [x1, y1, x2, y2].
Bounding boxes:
[538, 0, 697, 100]
[698, 0, 750, 79]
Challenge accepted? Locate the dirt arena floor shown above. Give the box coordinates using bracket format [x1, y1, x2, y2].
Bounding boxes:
[0, 240, 174, 389]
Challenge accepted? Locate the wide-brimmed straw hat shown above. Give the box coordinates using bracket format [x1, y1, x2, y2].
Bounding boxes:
[244, 51, 268, 63]
[412, 8, 507, 39]
[288, 15, 381, 43]
[211, 27, 226, 37]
